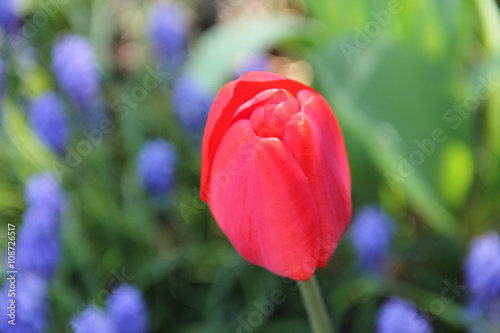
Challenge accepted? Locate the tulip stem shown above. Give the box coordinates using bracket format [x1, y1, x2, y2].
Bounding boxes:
[298, 275, 333, 333]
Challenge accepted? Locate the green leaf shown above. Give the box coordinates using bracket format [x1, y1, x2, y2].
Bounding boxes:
[439, 141, 474, 208]
[307, 37, 464, 236]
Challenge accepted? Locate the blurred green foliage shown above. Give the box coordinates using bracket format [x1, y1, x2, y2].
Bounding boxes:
[1, 0, 499, 332]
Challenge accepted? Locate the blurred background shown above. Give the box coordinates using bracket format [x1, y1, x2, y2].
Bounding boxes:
[0, 0, 499, 332]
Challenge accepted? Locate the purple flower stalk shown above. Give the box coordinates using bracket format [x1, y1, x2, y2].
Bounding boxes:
[137, 139, 177, 196]
[0, 0, 20, 34]
[0, 173, 65, 333]
[51, 35, 101, 111]
[107, 285, 149, 333]
[17, 207, 62, 279]
[464, 232, 500, 332]
[376, 297, 432, 333]
[172, 75, 214, 136]
[29, 91, 70, 155]
[0, 273, 49, 333]
[17, 173, 65, 279]
[148, 2, 188, 68]
[71, 285, 149, 333]
[72, 306, 117, 333]
[349, 206, 395, 273]
[24, 172, 65, 214]
[464, 232, 500, 303]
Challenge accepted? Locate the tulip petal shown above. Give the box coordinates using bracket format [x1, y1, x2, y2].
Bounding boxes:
[208, 119, 321, 280]
[201, 72, 314, 200]
[283, 89, 351, 267]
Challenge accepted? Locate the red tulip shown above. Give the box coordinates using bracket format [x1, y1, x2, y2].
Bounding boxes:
[200, 71, 351, 281]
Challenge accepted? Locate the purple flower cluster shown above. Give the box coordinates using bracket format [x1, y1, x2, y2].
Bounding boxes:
[463, 232, 500, 332]
[349, 206, 395, 273]
[0, 274, 49, 333]
[148, 2, 188, 69]
[29, 91, 71, 155]
[0, 173, 65, 333]
[137, 139, 177, 196]
[18, 173, 65, 278]
[0, 0, 20, 34]
[146, 2, 213, 138]
[376, 297, 433, 333]
[172, 75, 214, 136]
[71, 285, 149, 333]
[107, 285, 150, 333]
[24, 172, 65, 213]
[51, 35, 101, 111]
[72, 306, 116, 333]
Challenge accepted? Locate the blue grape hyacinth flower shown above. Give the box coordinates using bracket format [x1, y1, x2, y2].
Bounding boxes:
[464, 232, 500, 304]
[17, 173, 64, 278]
[25, 172, 65, 213]
[464, 232, 500, 332]
[72, 306, 117, 333]
[172, 75, 214, 137]
[0, 173, 65, 333]
[137, 139, 177, 196]
[376, 297, 432, 333]
[0, 273, 49, 333]
[51, 35, 101, 111]
[148, 2, 188, 69]
[29, 91, 70, 155]
[350, 206, 396, 273]
[16, 207, 62, 279]
[107, 285, 149, 333]
[0, 0, 20, 34]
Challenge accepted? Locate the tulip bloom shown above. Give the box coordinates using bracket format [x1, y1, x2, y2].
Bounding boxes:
[201, 72, 351, 281]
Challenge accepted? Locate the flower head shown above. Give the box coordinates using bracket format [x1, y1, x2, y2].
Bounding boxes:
[148, 3, 188, 68]
[107, 285, 149, 333]
[350, 206, 395, 273]
[464, 232, 500, 304]
[464, 232, 500, 332]
[72, 306, 116, 333]
[18, 173, 64, 278]
[25, 172, 65, 213]
[51, 35, 100, 110]
[0, 173, 65, 333]
[17, 207, 62, 278]
[172, 75, 214, 136]
[0, 0, 20, 34]
[376, 297, 432, 333]
[0, 273, 49, 333]
[29, 91, 70, 154]
[137, 139, 177, 196]
[200, 72, 351, 281]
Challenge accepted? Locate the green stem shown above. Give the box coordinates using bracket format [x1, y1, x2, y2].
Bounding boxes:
[298, 275, 333, 333]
